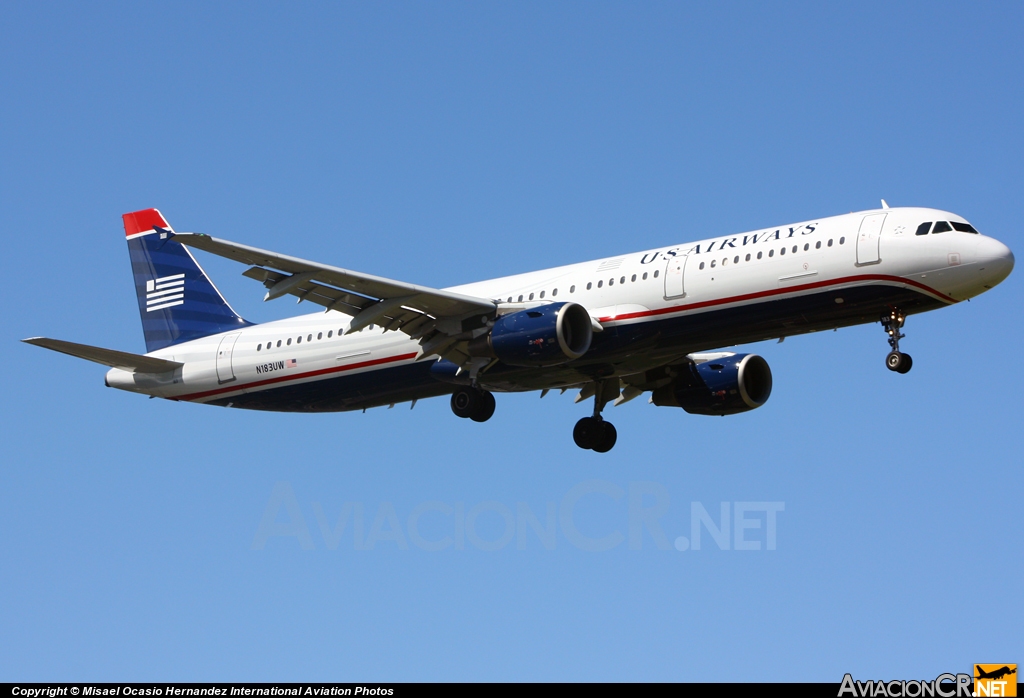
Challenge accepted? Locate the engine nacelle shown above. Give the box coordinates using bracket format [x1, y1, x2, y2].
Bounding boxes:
[469, 302, 593, 367]
[651, 353, 773, 415]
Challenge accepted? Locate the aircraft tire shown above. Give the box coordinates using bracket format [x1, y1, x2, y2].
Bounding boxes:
[573, 417, 600, 450]
[470, 390, 496, 422]
[451, 387, 478, 419]
[592, 421, 617, 453]
[886, 351, 907, 372]
[895, 353, 913, 374]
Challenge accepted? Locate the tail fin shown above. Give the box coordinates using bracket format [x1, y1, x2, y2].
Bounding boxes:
[124, 209, 251, 352]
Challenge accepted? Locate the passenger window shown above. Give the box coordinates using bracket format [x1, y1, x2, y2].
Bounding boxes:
[792, 245, 797, 253]
[828, 239, 833, 247]
[552, 288, 558, 297]
[653, 270, 659, 278]
[699, 262, 705, 270]
[328, 331, 333, 338]
[722, 258, 728, 266]
[317, 332, 322, 340]
[597, 280, 603, 288]
[915, 222, 932, 236]
[257, 343, 262, 351]
[570, 285, 576, 293]
[608, 278, 614, 286]
[541, 291, 547, 299]
[631, 274, 636, 282]
[952, 222, 979, 234]
[277, 340, 282, 347]
[780, 247, 786, 256]
[815, 241, 821, 249]
[620, 276, 626, 284]
[932, 221, 952, 234]
[642, 272, 648, 280]
[769, 250, 774, 257]
[745, 254, 750, 262]
[839, 237, 845, 244]
[710, 260, 716, 268]
[528, 293, 534, 300]
[586, 283, 592, 290]
[757, 251, 763, 259]
[287, 338, 292, 346]
[803, 243, 809, 251]
[734, 256, 739, 264]
[518, 295, 524, 302]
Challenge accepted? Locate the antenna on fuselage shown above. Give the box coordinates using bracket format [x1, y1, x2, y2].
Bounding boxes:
[881, 199, 890, 209]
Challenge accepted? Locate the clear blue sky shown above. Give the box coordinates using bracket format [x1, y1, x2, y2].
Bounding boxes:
[2, 1, 1021, 682]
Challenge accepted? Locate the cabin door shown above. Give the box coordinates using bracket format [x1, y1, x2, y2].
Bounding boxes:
[216, 332, 241, 384]
[856, 213, 886, 265]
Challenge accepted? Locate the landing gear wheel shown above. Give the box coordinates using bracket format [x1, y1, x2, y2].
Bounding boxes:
[573, 417, 600, 450]
[592, 421, 617, 453]
[470, 390, 496, 422]
[451, 387, 496, 421]
[573, 417, 617, 452]
[885, 351, 912, 374]
[451, 387, 477, 418]
[896, 353, 912, 374]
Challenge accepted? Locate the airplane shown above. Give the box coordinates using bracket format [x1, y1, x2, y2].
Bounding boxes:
[975, 666, 1016, 681]
[24, 203, 1014, 452]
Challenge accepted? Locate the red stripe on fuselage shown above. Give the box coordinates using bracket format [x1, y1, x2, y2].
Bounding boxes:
[175, 352, 420, 402]
[177, 274, 952, 402]
[596, 274, 956, 323]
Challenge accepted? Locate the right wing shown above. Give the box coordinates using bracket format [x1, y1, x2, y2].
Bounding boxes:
[23, 337, 183, 373]
[173, 232, 499, 365]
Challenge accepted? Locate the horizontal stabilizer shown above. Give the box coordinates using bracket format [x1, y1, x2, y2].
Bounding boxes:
[22, 337, 183, 374]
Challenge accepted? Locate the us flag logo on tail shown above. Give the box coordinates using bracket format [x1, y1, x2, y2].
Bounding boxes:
[146, 273, 185, 312]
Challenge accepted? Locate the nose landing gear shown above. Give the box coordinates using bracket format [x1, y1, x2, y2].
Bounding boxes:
[881, 308, 913, 374]
[450, 386, 496, 422]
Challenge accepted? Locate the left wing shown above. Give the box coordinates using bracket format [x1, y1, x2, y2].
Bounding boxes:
[173, 232, 498, 365]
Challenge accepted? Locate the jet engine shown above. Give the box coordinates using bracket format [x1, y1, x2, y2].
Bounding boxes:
[468, 302, 593, 367]
[651, 353, 773, 415]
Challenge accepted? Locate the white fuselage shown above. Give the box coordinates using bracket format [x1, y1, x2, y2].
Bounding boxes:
[105, 206, 1014, 408]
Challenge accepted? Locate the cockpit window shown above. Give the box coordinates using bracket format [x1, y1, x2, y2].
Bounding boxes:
[951, 222, 979, 234]
[932, 221, 952, 234]
[915, 222, 932, 236]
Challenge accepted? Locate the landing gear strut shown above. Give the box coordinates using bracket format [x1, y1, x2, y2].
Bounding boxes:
[451, 386, 496, 422]
[881, 308, 913, 374]
[573, 378, 619, 452]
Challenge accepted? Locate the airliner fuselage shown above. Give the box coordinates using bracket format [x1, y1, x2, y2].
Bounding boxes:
[102, 206, 1012, 413]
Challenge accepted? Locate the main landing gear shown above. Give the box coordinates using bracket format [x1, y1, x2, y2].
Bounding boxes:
[573, 378, 619, 453]
[450, 386, 496, 422]
[881, 308, 913, 374]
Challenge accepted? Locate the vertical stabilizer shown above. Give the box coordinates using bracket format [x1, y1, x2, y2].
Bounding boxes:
[124, 209, 251, 352]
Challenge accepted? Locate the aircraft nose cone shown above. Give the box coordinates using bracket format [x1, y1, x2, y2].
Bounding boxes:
[976, 236, 1014, 288]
